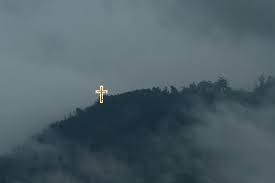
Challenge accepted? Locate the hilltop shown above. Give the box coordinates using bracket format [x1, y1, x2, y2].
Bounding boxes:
[1, 77, 275, 183]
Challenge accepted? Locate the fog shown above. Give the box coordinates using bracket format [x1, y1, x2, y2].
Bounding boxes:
[193, 102, 275, 183]
[0, 0, 275, 153]
[7, 98, 275, 183]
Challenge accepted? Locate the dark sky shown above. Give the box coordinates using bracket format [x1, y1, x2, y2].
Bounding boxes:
[0, 0, 275, 153]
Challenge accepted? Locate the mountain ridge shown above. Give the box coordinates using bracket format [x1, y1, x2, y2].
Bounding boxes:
[1, 77, 275, 183]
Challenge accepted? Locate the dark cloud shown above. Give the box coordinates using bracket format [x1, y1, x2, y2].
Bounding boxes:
[154, 0, 275, 37]
[203, 0, 275, 36]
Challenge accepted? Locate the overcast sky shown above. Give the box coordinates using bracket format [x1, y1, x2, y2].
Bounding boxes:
[0, 0, 275, 153]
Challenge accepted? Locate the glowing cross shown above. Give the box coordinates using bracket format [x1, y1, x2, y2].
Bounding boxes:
[95, 85, 108, 104]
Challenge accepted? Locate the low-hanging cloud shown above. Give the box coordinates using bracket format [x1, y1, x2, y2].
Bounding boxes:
[4, 97, 275, 183]
[193, 102, 275, 183]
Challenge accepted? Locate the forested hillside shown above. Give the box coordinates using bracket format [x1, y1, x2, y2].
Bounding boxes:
[1, 77, 275, 183]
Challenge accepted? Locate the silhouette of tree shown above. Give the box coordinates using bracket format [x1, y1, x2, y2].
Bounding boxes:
[170, 86, 178, 94]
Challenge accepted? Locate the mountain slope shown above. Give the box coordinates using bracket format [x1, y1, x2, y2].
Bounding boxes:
[1, 77, 275, 183]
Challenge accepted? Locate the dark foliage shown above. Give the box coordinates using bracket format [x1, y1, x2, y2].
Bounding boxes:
[0, 77, 274, 183]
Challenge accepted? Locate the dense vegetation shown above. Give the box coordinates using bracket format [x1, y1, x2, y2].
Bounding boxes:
[0, 76, 275, 183]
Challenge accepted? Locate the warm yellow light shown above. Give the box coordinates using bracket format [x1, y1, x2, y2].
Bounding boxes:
[95, 85, 108, 104]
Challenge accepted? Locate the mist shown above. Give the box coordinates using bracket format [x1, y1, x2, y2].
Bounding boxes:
[4, 92, 275, 183]
[193, 101, 275, 183]
[0, 0, 275, 153]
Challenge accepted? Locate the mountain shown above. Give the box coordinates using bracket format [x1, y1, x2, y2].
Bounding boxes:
[1, 77, 275, 183]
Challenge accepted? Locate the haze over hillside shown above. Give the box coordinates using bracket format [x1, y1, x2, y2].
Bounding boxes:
[0, 0, 275, 182]
[0, 0, 275, 154]
[1, 77, 275, 183]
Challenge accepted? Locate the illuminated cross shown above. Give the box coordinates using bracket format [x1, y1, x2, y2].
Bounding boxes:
[95, 85, 108, 104]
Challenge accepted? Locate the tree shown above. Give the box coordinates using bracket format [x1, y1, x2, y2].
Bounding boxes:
[170, 86, 178, 94]
[152, 87, 162, 94]
[75, 108, 83, 116]
[258, 74, 265, 88]
[215, 77, 229, 93]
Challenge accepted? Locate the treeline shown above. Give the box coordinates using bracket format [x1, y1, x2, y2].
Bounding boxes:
[0, 76, 275, 183]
